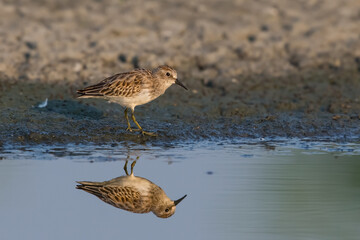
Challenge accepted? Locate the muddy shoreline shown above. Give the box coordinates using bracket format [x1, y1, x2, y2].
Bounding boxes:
[1, 68, 359, 145]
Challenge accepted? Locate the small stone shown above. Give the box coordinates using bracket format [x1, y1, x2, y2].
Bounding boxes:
[289, 54, 301, 68]
[25, 41, 37, 50]
[234, 47, 247, 59]
[131, 56, 139, 68]
[118, 54, 127, 63]
[24, 52, 31, 61]
[89, 41, 97, 47]
[247, 35, 256, 43]
[304, 28, 316, 37]
[73, 63, 82, 72]
[231, 78, 238, 83]
[204, 79, 214, 88]
[260, 25, 269, 31]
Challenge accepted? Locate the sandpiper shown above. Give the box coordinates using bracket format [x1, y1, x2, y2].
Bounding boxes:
[77, 65, 188, 136]
[76, 161, 187, 218]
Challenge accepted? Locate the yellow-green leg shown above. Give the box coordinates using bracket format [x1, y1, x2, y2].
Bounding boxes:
[130, 160, 136, 175]
[123, 160, 137, 176]
[124, 108, 140, 132]
[130, 109, 157, 136]
[123, 160, 129, 176]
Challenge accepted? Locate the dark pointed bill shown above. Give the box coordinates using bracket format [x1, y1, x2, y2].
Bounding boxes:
[175, 79, 188, 90]
[174, 194, 187, 206]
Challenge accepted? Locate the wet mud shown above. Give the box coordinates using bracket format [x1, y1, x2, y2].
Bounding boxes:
[0, 0, 360, 145]
[1, 70, 359, 146]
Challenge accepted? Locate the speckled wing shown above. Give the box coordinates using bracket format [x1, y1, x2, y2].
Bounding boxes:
[77, 183, 151, 213]
[77, 69, 151, 98]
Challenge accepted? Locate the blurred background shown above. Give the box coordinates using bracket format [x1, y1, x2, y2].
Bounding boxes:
[1, 0, 360, 81]
[0, 0, 360, 143]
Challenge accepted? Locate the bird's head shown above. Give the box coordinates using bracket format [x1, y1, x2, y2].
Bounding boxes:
[153, 65, 188, 91]
[153, 194, 187, 218]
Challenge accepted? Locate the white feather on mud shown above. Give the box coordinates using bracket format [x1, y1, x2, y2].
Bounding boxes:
[37, 98, 48, 108]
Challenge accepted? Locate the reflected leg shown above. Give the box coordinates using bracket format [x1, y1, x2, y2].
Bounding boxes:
[123, 160, 129, 176]
[130, 160, 137, 175]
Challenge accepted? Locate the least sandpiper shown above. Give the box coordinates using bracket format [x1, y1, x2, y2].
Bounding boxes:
[76, 161, 187, 218]
[77, 65, 188, 136]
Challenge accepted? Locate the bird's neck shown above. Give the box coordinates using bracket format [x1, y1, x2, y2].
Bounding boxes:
[150, 187, 168, 208]
[151, 79, 172, 97]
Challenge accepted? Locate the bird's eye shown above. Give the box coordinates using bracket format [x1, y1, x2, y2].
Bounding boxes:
[165, 208, 169, 212]
[166, 72, 171, 77]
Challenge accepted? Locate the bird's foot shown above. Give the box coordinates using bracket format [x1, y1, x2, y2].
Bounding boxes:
[126, 127, 141, 132]
[141, 130, 158, 137]
[126, 127, 156, 136]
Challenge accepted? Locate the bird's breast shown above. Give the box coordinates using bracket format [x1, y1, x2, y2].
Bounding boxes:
[107, 90, 154, 108]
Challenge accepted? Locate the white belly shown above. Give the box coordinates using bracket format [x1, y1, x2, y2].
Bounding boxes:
[107, 91, 154, 109]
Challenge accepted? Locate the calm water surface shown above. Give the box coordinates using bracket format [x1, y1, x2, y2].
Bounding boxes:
[1, 140, 360, 240]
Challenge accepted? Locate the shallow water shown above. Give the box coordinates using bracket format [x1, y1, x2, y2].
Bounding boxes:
[1, 140, 360, 240]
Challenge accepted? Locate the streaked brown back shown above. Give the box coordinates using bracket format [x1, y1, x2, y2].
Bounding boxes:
[77, 69, 151, 98]
[77, 184, 152, 213]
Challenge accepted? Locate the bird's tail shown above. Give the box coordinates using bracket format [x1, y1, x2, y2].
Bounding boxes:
[76, 181, 105, 199]
[76, 180, 107, 188]
[77, 82, 105, 97]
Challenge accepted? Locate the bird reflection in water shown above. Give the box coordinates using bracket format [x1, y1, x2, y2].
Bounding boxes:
[76, 160, 187, 218]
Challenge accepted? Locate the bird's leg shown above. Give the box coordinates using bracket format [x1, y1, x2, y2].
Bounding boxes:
[123, 160, 129, 176]
[130, 160, 137, 176]
[124, 108, 131, 131]
[130, 109, 157, 136]
[124, 108, 140, 132]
